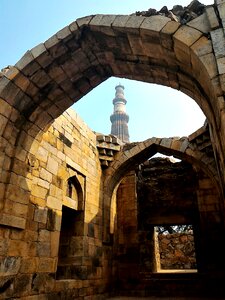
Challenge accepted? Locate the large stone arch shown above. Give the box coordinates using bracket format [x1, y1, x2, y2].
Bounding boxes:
[1, 6, 225, 229]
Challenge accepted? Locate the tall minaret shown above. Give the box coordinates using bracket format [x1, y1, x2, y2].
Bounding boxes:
[110, 84, 130, 143]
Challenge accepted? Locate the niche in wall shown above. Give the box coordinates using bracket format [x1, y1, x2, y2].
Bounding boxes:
[56, 173, 85, 280]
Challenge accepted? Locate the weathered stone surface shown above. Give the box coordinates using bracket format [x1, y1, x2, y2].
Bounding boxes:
[158, 232, 196, 269]
[136, 1, 206, 24]
[206, 7, 220, 30]
[187, 12, 210, 33]
[211, 28, 225, 58]
[0, 212, 26, 229]
[173, 25, 202, 47]
[217, 57, 225, 74]
[34, 206, 48, 224]
[0, 256, 21, 276]
[191, 36, 212, 57]
[141, 15, 171, 34]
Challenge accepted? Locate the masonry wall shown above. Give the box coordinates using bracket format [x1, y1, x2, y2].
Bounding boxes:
[0, 108, 108, 299]
[111, 157, 225, 297]
[157, 231, 197, 270]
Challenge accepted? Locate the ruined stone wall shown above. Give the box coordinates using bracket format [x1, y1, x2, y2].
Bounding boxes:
[1, 1, 225, 298]
[0, 108, 107, 299]
[158, 232, 197, 270]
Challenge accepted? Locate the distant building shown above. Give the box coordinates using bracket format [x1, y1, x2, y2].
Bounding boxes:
[110, 84, 130, 143]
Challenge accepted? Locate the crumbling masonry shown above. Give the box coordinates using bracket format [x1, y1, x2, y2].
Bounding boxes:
[1, 0, 225, 299]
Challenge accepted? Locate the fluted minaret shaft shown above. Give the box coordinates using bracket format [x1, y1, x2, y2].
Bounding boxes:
[110, 84, 130, 143]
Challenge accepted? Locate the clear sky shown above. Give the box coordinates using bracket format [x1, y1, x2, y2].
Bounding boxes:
[0, 0, 212, 142]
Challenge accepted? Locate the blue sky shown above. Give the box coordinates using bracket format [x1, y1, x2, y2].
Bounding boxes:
[0, 0, 212, 142]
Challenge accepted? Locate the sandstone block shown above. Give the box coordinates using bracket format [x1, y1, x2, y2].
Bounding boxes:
[206, 7, 220, 29]
[112, 15, 130, 30]
[25, 230, 38, 242]
[37, 242, 51, 257]
[88, 14, 104, 28]
[191, 36, 213, 57]
[200, 53, 218, 79]
[0, 237, 8, 256]
[34, 206, 48, 223]
[47, 195, 62, 210]
[174, 25, 202, 48]
[187, 12, 210, 33]
[75, 16, 93, 29]
[219, 74, 225, 92]
[0, 99, 12, 118]
[160, 21, 180, 50]
[47, 156, 59, 175]
[37, 258, 56, 273]
[56, 26, 71, 41]
[31, 43, 46, 59]
[93, 14, 117, 30]
[30, 195, 45, 207]
[141, 15, 170, 36]
[124, 15, 145, 34]
[211, 28, 225, 58]
[218, 3, 225, 19]
[4, 201, 28, 218]
[0, 256, 21, 276]
[20, 257, 38, 274]
[14, 274, 32, 296]
[13, 72, 31, 92]
[38, 229, 51, 243]
[15, 148, 27, 162]
[0, 115, 7, 136]
[217, 57, 225, 74]
[50, 231, 60, 257]
[8, 239, 28, 256]
[15, 51, 35, 71]
[31, 185, 48, 199]
[160, 138, 172, 148]
[38, 178, 50, 189]
[0, 212, 26, 229]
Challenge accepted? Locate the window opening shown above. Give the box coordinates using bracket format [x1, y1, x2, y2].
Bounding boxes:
[154, 224, 197, 272]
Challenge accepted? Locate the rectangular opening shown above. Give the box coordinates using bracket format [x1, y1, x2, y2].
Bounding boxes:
[56, 205, 84, 280]
[154, 225, 197, 273]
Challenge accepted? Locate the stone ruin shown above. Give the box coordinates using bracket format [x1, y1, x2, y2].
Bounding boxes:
[136, 0, 206, 24]
[0, 0, 225, 299]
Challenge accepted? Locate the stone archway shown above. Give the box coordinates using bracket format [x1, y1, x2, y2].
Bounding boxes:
[1, 10, 225, 209]
[102, 135, 221, 242]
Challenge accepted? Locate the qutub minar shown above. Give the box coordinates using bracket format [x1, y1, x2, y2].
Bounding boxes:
[110, 84, 130, 143]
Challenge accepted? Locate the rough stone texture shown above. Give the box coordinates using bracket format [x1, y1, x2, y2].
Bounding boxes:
[0, 1, 225, 298]
[111, 157, 223, 297]
[136, 0, 206, 25]
[158, 232, 197, 270]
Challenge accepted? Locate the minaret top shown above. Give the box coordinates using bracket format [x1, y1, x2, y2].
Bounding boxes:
[113, 84, 127, 114]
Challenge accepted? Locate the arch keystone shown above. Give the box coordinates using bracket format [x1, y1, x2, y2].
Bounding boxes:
[160, 138, 173, 148]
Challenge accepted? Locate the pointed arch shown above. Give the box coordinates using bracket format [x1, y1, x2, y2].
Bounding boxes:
[102, 136, 220, 242]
